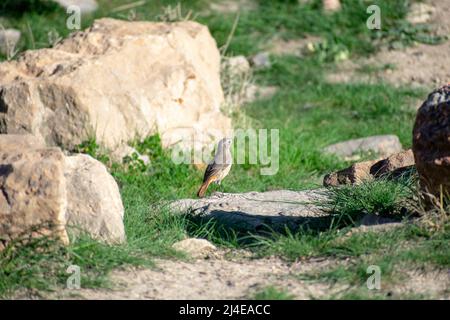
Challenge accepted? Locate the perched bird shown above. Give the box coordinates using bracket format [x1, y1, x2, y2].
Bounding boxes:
[197, 138, 233, 198]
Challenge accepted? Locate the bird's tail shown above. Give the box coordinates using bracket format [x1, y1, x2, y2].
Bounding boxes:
[197, 178, 213, 198]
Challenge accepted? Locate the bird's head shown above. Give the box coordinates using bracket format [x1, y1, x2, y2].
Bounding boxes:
[218, 137, 232, 149]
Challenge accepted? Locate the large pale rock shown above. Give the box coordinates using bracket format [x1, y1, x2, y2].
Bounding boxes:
[0, 134, 125, 248]
[0, 18, 231, 154]
[323, 135, 402, 159]
[0, 134, 43, 153]
[413, 84, 450, 201]
[0, 147, 69, 248]
[64, 154, 125, 244]
[171, 190, 329, 232]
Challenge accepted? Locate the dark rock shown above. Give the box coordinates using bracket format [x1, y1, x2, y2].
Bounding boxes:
[413, 84, 450, 202]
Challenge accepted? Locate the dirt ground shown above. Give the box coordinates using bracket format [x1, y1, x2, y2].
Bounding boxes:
[50, 253, 343, 300]
[327, 0, 450, 90]
[24, 249, 449, 300]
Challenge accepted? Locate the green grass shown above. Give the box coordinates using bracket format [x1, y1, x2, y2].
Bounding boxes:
[0, 206, 189, 297]
[294, 222, 449, 299]
[1, 0, 440, 60]
[252, 286, 295, 300]
[321, 175, 416, 224]
[0, 0, 447, 298]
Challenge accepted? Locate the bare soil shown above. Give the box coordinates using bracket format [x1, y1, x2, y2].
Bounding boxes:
[21, 248, 449, 300]
[327, 0, 450, 90]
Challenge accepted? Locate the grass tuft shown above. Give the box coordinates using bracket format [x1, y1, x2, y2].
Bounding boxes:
[321, 176, 416, 225]
[252, 286, 295, 300]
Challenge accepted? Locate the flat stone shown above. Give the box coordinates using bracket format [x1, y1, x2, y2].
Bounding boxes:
[323, 135, 403, 158]
[171, 190, 330, 233]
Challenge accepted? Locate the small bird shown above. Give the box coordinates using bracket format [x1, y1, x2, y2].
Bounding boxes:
[197, 138, 233, 198]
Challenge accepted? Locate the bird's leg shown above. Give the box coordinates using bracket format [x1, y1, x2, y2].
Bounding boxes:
[216, 180, 221, 185]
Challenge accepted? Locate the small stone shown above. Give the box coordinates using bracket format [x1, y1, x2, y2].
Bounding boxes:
[370, 149, 415, 178]
[249, 52, 271, 68]
[323, 135, 403, 158]
[139, 154, 150, 166]
[209, 0, 257, 14]
[243, 84, 277, 103]
[0, 28, 20, 56]
[172, 238, 217, 258]
[323, 159, 378, 187]
[323, 0, 341, 12]
[223, 55, 250, 76]
[265, 36, 323, 57]
[406, 3, 436, 24]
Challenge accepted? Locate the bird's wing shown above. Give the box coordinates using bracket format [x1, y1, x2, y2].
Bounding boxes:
[202, 161, 229, 183]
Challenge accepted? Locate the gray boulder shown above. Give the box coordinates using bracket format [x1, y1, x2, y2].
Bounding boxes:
[171, 190, 329, 233]
[65, 154, 125, 244]
[323, 135, 402, 158]
[0, 134, 125, 249]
